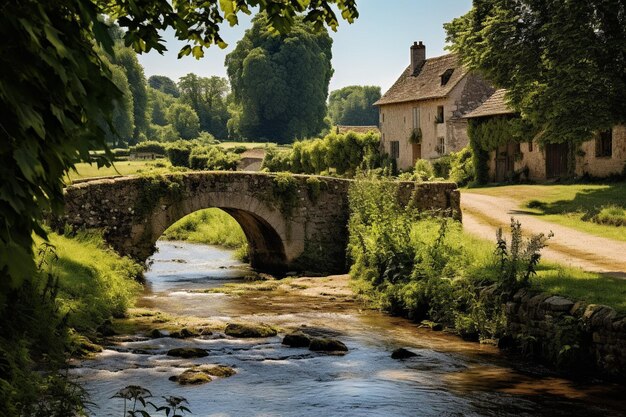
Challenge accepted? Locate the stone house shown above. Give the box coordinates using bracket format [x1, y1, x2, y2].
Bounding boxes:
[464, 89, 626, 181]
[374, 41, 494, 170]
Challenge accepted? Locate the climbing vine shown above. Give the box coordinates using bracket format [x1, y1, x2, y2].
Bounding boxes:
[134, 174, 185, 217]
[467, 116, 536, 184]
[270, 173, 300, 217]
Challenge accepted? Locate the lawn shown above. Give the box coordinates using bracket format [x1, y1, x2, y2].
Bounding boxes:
[463, 182, 626, 242]
[66, 159, 175, 182]
[459, 229, 626, 313]
[218, 141, 290, 150]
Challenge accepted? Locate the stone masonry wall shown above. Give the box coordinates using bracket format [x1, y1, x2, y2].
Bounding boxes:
[503, 288, 626, 379]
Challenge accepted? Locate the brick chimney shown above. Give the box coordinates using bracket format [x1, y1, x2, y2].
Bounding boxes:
[410, 41, 426, 76]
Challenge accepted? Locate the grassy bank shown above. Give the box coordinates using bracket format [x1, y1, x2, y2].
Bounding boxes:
[348, 176, 626, 348]
[0, 231, 143, 416]
[464, 182, 626, 241]
[162, 208, 248, 260]
[66, 159, 177, 182]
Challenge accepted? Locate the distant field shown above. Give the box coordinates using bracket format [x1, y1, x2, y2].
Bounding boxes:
[218, 141, 290, 150]
[463, 182, 626, 241]
[66, 159, 173, 182]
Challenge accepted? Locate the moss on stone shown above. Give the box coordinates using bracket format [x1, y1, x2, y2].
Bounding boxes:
[224, 322, 277, 338]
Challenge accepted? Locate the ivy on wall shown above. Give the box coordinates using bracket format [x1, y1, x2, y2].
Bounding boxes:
[467, 116, 536, 184]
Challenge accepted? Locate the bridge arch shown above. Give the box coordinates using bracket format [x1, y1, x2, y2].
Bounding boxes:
[145, 192, 290, 272]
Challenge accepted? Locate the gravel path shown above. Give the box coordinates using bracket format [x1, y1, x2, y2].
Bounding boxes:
[461, 192, 626, 278]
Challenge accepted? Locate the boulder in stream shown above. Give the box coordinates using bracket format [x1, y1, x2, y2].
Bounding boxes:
[169, 328, 198, 339]
[169, 365, 236, 385]
[309, 338, 348, 353]
[166, 347, 208, 358]
[391, 348, 418, 359]
[147, 329, 164, 339]
[224, 323, 277, 338]
[282, 332, 311, 348]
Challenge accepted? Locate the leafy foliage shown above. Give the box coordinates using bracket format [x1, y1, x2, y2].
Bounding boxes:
[178, 73, 230, 138]
[148, 75, 180, 97]
[262, 131, 383, 177]
[167, 103, 200, 140]
[328, 85, 381, 126]
[226, 14, 334, 142]
[348, 175, 550, 341]
[445, 0, 626, 144]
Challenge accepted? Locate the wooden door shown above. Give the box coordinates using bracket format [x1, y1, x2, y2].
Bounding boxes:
[545, 143, 568, 178]
[412, 143, 421, 164]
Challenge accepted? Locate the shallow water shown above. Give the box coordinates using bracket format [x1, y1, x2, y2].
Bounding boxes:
[75, 241, 626, 417]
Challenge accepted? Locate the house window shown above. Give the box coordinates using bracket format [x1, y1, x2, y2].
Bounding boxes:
[596, 129, 613, 157]
[528, 141, 533, 152]
[441, 69, 454, 86]
[382, 113, 385, 123]
[436, 137, 445, 155]
[436, 106, 444, 124]
[412, 107, 420, 129]
[390, 141, 400, 159]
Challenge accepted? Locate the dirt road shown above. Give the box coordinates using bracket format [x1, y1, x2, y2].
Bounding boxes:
[461, 192, 626, 278]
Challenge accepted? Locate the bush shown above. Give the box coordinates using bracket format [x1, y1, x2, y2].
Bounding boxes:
[412, 159, 435, 181]
[167, 141, 192, 167]
[261, 146, 292, 172]
[347, 175, 550, 342]
[130, 141, 167, 155]
[448, 147, 474, 186]
[189, 145, 239, 171]
[432, 155, 452, 178]
[593, 205, 626, 226]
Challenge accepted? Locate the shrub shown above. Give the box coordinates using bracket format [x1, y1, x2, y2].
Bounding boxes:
[189, 146, 239, 171]
[593, 205, 626, 226]
[448, 147, 474, 186]
[412, 159, 435, 181]
[130, 141, 167, 155]
[166, 141, 193, 167]
[432, 155, 452, 178]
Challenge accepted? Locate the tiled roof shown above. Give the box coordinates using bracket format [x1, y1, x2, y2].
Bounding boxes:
[373, 53, 467, 106]
[463, 89, 514, 118]
[335, 125, 380, 134]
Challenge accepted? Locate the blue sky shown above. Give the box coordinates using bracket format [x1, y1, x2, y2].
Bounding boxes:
[137, 0, 472, 92]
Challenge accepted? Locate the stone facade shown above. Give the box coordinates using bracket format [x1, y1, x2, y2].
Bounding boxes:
[375, 44, 494, 171]
[56, 172, 461, 274]
[485, 126, 626, 182]
[503, 288, 626, 378]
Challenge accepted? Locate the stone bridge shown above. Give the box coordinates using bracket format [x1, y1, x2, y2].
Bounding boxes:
[58, 172, 460, 274]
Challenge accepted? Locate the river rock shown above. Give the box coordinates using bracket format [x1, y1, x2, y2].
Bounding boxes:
[282, 332, 311, 348]
[166, 347, 208, 358]
[391, 348, 418, 359]
[224, 323, 277, 338]
[309, 337, 348, 353]
[147, 329, 164, 339]
[170, 328, 198, 339]
[169, 365, 236, 385]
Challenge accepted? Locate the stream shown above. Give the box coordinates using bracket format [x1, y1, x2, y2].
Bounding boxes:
[74, 241, 626, 417]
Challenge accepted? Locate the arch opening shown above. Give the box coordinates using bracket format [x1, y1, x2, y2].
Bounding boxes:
[158, 207, 288, 275]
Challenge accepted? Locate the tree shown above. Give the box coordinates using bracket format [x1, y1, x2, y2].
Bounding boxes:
[445, 0, 626, 146]
[112, 45, 149, 144]
[148, 75, 180, 97]
[1, 1, 358, 414]
[178, 73, 230, 138]
[226, 14, 334, 142]
[328, 85, 381, 126]
[104, 64, 135, 146]
[167, 103, 200, 139]
[148, 87, 177, 126]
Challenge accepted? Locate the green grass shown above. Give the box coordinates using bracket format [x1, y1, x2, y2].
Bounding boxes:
[456, 228, 626, 313]
[218, 141, 291, 150]
[162, 208, 248, 260]
[464, 182, 626, 241]
[36, 231, 143, 331]
[66, 159, 177, 182]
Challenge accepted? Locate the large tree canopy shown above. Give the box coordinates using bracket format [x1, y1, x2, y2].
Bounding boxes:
[179, 73, 230, 138]
[328, 85, 381, 126]
[226, 14, 334, 142]
[148, 75, 180, 97]
[0, 0, 358, 317]
[445, 0, 626, 144]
